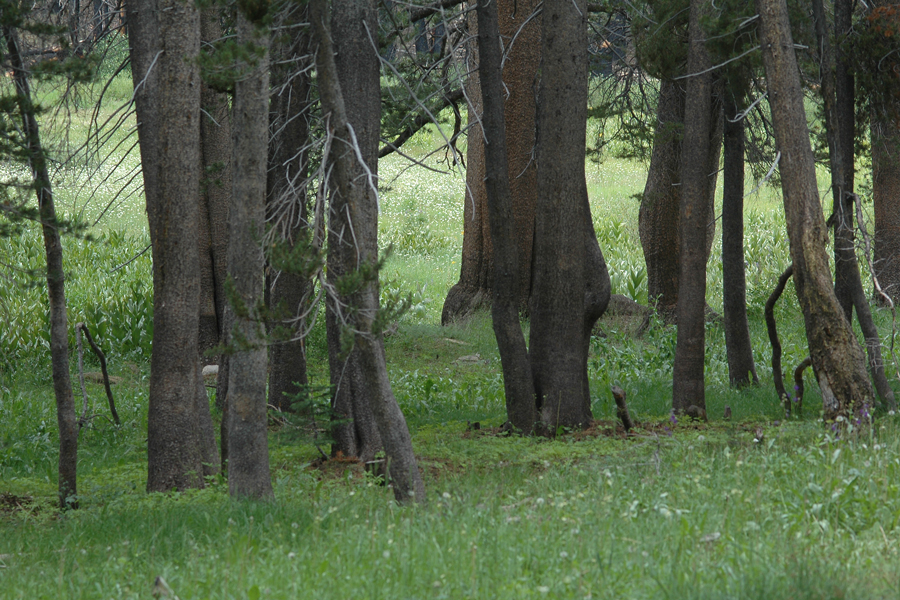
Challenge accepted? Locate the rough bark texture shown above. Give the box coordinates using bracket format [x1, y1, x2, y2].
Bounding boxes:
[4, 24, 78, 509]
[267, 5, 311, 414]
[757, 0, 874, 421]
[722, 93, 758, 387]
[476, 0, 536, 433]
[873, 121, 900, 305]
[672, 0, 716, 416]
[226, 11, 274, 501]
[441, 0, 540, 323]
[130, 0, 207, 492]
[311, 0, 425, 502]
[639, 80, 720, 319]
[326, 0, 383, 462]
[529, 0, 611, 432]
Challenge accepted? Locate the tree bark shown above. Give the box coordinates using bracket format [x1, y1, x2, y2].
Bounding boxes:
[311, 0, 425, 502]
[441, 0, 540, 323]
[873, 120, 900, 306]
[326, 0, 383, 462]
[756, 0, 874, 421]
[3, 23, 78, 509]
[226, 9, 274, 501]
[722, 92, 758, 387]
[267, 3, 312, 414]
[672, 0, 716, 415]
[529, 0, 611, 432]
[475, 0, 536, 433]
[130, 0, 207, 492]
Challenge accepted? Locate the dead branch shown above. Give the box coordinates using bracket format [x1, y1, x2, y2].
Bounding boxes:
[792, 356, 811, 418]
[765, 263, 793, 416]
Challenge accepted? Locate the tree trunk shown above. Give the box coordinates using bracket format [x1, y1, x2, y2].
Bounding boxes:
[756, 0, 874, 421]
[529, 0, 611, 432]
[3, 23, 78, 509]
[226, 9, 274, 501]
[311, 0, 425, 502]
[441, 0, 540, 323]
[873, 121, 900, 306]
[639, 79, 720, 319]
[130, 0, 207, 492]
[476, 0, 536, 433]
[326, 0, 384, 462]
[267, 4, 311, 414]
[672, 0, 716, 415]
[722, 92, 758, 387]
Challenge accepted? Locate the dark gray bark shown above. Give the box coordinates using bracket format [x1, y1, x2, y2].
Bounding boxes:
[267, 4, 311, 414]
[475, 0, 536, 433]
[757, 0, 874, 421]
[130, 0, 207, 492]
[3, 23, 78, 509]
[226, 9, 274, 501]
[529, 0, 611, 432]
[311, 0, 425, 502]
[722, 93, 758, 387]
[672, 0, 716, 416]
[873, 120, 900, 306]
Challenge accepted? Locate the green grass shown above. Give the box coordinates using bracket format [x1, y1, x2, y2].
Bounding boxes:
[4, 68, 900, 598]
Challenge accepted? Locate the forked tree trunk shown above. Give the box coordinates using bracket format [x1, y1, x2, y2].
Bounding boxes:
[529, 0, 611, 432]
[476, 0, 536, 433]
[267, 4, 311, 414]
[672, 0, 716, 415]
[3, 24, 78, 509]
[756, 0, 874, 421]
[722, 93, 758, 387]
[441, 0, 540, 323]
[130, 0, 207, 492]
[226, 10, 274, 501]
[326, 0, 383, 462]
[311, 0, 425, 502]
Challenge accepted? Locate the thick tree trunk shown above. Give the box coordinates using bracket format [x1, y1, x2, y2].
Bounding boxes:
[529, 0, 611, 432]
[267, 4, 311, 414]
[326, 0, 384, 462]
[226, 10, 274, 501]
[130, 0, 207, 492]
[639, 79, 720, 319]
[476, 0, 536, 433]
[672, 0, 716, 415]
[311, 0, 425, 502]
[757, 0, 874, 421]
[722, 93, 758, 387]
[873, 121, 900, 306]
[441, 0, 540, 323]
[3, 24, 78, 509]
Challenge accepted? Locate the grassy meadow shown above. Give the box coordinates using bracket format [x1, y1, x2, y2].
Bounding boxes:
[2, 63, 900, 598]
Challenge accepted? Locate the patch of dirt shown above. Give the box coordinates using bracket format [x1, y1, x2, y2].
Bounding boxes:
[0, 492, 36, 513]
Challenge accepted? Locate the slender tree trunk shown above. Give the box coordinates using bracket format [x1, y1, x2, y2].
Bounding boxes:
[672, 0, 716, 415]
[130, 0, 207, 492]
[529, 0, 611, 432]
[476, 0, 536, 433]
[722, 93, 758, 387]
[3, 23, 78, 509]
[442, 0, 540, 323]
[326, 0, 383, 462]
[267, 4, 311, 414]
[757, 0, 874, 421]
[311, 0, 425, 501]
[226, 9, 274, 501]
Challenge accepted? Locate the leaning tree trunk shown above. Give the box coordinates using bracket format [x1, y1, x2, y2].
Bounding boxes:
[130, 0, 207, 492]
[225, 9, 274, 501]
[267, 3, 312, 414]
[756, 0, 874, 421]
[639, 79, 721, 320]
[671, 0, 717, 416]
[441, 0, 540, 324]
[3, 24, 78, 509]
[476, 0, 536, 433]
[311, 0, 425, 502]
[325, 0, 383, 462]
[722, 92, 758, 387]
[529, 0, 611, 432]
